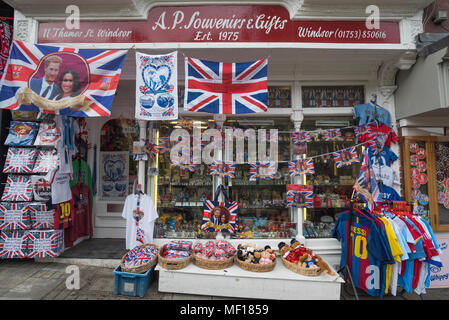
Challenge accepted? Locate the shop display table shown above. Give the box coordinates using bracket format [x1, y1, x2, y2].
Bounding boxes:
[156, 259, 344, 300]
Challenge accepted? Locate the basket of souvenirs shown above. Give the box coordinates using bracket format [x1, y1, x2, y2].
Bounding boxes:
[120, 243, 159, 274]
[234, 244, 277, 273]
[158, 240, 192, 270]
[278, 239, 336, 277]
[192, 240, 236, 270]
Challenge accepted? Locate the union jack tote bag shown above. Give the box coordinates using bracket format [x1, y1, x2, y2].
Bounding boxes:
[3, 147, 36, 173]
[0, 230, 29, 259]
[1, 175, 33, 202]
[27, 230, 63, 258]
[201, 185, 238, 234]
[32, 149, 59, 173]
[0, 202, 31, 231]
[28, 202, 55, 230]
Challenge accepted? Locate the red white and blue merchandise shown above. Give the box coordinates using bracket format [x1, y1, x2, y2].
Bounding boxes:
[1, 175, 33, 202]
[323, 129, 343, 142]
[209, 160, 236, 179]
[286, 185, 314, 208]
[4, 121, 38, 146]
[122, 193, 158, 250]
[32, 149, 59, 173]
[28, 202, 55, 230]
[332, 147, 359, 168]
[135, 51, 178, 121]
[33, 121, 62, 146]
[354, 148, 380, 210]
[0, 40, 127, 117]
[354, 103, 392, 127]
[368, 146, 398, 167]
[171, 155, 196, 172]
[288, 158, 315, 177]
[27, 230, 63, 258]
[44, 168, 72, 204]
[53, 198, 74, 230]
[123, 245, 158, 268]
[201, 199, 238, 233]
[31, 175, 52, 202]
[291, 131, 312, 144]
[249, 161, 276, 180]
[0, 230, 29, 259]
[184, 57, 268, 114]
[0, 202, 31, 230]
[3, 147, 36, 173]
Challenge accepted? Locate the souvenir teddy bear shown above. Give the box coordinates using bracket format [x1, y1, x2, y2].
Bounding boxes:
[299, 253, 319, 269]
[315, 254, 336, 276]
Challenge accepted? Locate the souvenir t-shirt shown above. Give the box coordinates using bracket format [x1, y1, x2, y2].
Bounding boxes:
[70, 159, 93, 201]
[65, 182, 92, 248]
[372, 164, 400, 188]
[369, 147, 398, 167]
[34, 121, 62, 147]
[377, 184, 402, 202]
[3, 147, 36, 174]
[53, 198, 74, 230]
[31, 175, 52, 202]
[357, 124, 399, 148]
[4, 121, 38, 146]
[122, 194, 159, 250]
[354, 103, 392, 126]
[44, 168, 72, 204]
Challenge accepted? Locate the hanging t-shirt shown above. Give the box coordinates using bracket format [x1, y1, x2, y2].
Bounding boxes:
[377, 184, 402, 202]
[70, 159, 93, 201]
[53, 198, 75, 230]
[64, 183, 92, 248]
[122, 194, 159, 250]
[357, 124, 399, 148]
[369, 147, 398, 167]
[372, 164, 400, 188]
[45, 168, 72, 204]
[354, 103, 392, 126]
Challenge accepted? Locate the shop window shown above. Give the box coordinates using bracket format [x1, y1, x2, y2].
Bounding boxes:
[403, 137, 449, 232]
[178, 86, 291, 109]
[300, 118, 361, 238]
[99, 118, 139, 200]
[302, 86, 364, 108]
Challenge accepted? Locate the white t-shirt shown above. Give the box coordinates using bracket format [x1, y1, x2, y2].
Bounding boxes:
[122, 194, 159, 250]
[372, 164, 400, 188]
[44, 168, 72, 204]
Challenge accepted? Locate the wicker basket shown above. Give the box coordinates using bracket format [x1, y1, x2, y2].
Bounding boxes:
[234, 256, 276, 273]
[158, 252, 192, 270]
[120, 243, 158, 274]
[192, 253, 234, 270]
[281, 257, 322, 277]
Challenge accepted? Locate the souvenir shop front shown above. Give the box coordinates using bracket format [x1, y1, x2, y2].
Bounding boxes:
[0, 0, 440, 299]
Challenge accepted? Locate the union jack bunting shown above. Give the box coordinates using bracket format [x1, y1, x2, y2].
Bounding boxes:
[323, 129, 343, 141]
[32, 149, 59, 173]
[1, 175, 33, 202]
[0, 40, 127, 117]
[0, 202, 31, 230]
[184, 57, 268, 114]
[292, 131, 312, 144]
[209, 160, 236, 179]
[354, 125, 372, 137]
[171, 155, 196, 172]
[28, 202, 54, 230]
[156, 136, 171, 155]
[27, 230, 63, 258]
[333, 147, 359, 168]
[0, 230, 29, 259]
[3, 147, 36, 173]
[288, 158, 315, 177]
[249, 161, 276, 180]
[201, 200, 238, 233]
[286, 185, 314, 209]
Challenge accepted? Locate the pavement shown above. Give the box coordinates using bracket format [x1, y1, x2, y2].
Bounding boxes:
[1, 259, 449, 301]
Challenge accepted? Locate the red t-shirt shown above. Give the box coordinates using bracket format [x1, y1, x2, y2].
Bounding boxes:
[64, 183, 92, 248]
[358, 124, 399, 148]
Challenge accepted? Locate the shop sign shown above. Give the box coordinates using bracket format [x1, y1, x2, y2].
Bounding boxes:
[38, 5, 400, 44]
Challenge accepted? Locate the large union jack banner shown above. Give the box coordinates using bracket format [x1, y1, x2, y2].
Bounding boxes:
[184, 57, 268, 114]
[3, 147, 36, 173]
[1, 175, 33, 202]
[286, 185, 314, 209]
[332, 146, 359, 168]
[0, 230, 29, 259]
[201, 200, 238, 233]
[288, 158, 315, 177]
[27, 230, 63, 258]
[0, 202, 31, 231]
[0, 40, 127, 117]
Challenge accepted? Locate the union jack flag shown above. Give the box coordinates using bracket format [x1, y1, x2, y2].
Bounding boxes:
[292, 131, 312, 144]
[1, 175, 33, 202]
[354, 125, 372, 137]
[32, 149, 59, 173]
[209, 160, 236, 179]
[333, 147, 359, 168]
[28, 203, 54, 230]
[249, 161, 276, 180]
[201, 200, 238, 233]
[171, 155, 196, 172]
[0, 202, 31, 230]
[0, 40, 127, 117]
[156, 137, 171, 155]
[0, 230, 29, 259]
[184, 57, 268, 114]
[26, 230, 63, 258]
[286, 185, 314, 208]
[323, 129, 343, 141]
[288, 158, 315, 177]
[3, 147, 36, 173]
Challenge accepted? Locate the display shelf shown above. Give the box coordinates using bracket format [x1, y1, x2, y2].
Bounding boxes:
[155, 257, 343, 300]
